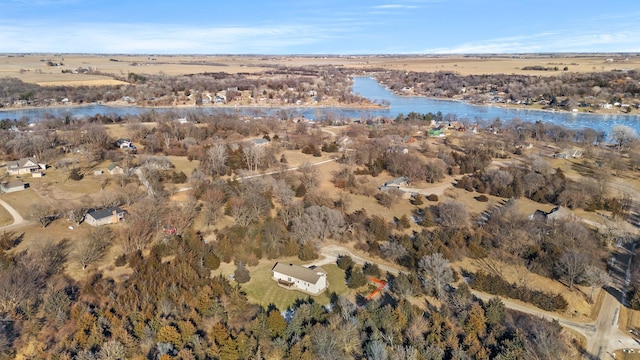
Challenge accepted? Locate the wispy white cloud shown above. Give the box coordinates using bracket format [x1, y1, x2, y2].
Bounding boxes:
[0, 21, 338, 53]
[373, 4, 418, 9]
[7, 0, 79, 5]
[423, 30, 640, 54]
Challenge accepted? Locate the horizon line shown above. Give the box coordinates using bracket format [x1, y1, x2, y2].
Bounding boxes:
[2, 52, 640, 57]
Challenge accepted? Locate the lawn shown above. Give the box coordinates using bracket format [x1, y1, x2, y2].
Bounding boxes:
[0, 201, 13, 227]
[241, 261, 348, 311]
[1, 189, 44, 221]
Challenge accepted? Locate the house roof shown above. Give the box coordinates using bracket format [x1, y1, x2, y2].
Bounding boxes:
[251, 138, 269, 145]
[2, 180, 25, 189]
[7, 157, 39, 169]
[107, 163, 121, 171]
[546, 206, 573, 221]
[272, 263, 326, 284]
[87, 207, 124, 221]
[385, 176, 409, 186]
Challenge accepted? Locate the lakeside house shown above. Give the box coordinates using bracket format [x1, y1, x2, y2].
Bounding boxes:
[272, 263, 328, 295]
[85, 207, 125, 227]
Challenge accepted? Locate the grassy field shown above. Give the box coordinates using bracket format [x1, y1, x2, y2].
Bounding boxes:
[240, 261, 348, 311]
[3, 54, 639, 86]
[0, 199, 13, 226]
[1, 188, 44, 221]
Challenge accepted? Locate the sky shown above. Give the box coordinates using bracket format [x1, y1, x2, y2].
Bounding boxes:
[1, 0, 639, 54]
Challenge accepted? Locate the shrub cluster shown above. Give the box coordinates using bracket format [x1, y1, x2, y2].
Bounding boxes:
[470, 270, 568, 312]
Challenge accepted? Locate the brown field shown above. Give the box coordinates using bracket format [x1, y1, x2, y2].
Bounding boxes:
[1, 188, 45, 221]
[0, 201, 13, 227]
[2, 54, 640, 86]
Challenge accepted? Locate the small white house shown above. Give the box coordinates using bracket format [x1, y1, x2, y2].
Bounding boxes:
[85, 207, 125, 227]
[250, 138, 270, 147]
[380, 176, 410, 190]
[0, 180, 27, 193]
[272, 263, 328, 295]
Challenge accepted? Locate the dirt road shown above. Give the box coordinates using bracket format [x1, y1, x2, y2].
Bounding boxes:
[0, 198, 30, 231]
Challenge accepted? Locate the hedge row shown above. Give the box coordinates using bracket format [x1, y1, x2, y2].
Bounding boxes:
[470, 270, 568, 312]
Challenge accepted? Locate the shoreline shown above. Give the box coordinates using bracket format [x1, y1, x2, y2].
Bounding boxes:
[0, 100, 388, 114]
[359, 76, 638, 118]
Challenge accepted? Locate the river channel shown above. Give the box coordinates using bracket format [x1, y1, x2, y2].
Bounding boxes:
[1, 76, 638, 136]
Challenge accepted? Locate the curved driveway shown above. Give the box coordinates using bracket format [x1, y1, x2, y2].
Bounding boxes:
[0, 198, 29, 231]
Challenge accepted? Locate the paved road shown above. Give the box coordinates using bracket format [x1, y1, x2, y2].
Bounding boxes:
[315, 244, 638, 359]
[0, 198, 30, 231]
[397, 181, 454, 197]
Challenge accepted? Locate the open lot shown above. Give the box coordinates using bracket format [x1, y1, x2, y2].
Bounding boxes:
[2, 54, 639, 86]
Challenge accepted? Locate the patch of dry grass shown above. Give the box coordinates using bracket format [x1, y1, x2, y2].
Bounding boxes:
[455, 256, 594, 319]
[0, 200, 14, 227]
[1, 188, 44, 221]
[167, 155, 200, 176]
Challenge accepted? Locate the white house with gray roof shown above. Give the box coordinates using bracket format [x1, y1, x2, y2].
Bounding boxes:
[272, 263, 328, 295]
[85, 207, 125, 227]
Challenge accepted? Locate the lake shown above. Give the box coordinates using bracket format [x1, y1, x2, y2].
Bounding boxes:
[1, 76, 638, 135]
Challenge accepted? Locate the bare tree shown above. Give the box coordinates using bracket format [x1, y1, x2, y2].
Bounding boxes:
[418, 252, 453, 299]
[228, 193, 270, 226]
[206, 143, 228, 176]
[375, 189, 404, 208]
[243, 144, 265, 172]
[488, 169, 514, 190]
[366, 340, 388, 360]
[278, 200, 304, 227]
[436, 201, 469, 230]
[121, 200, 162, 253]
[261, 217, 288, 259]
[76, 227, 112, 270]
[611, 124, 638, 152]
[66, 204, 88, 225]
[584, 265, 611, 302]
[304, 205, 345, 241]
[32, 203, 54, 228]
[298, 162, 320, 189]
[99, 339, 126, 360]
[269, 178, 295, 206]
[522, 172, 545, 198]
[201, 189, 226, 226]
[381, 241, 408, 262]
[121, 183, 143, 206]
[168, 200, 198, 234]
[424, 159, 446, 184]
[556, 250, 586, 289]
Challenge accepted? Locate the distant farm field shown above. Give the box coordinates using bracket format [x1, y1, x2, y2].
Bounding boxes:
[2, 54, 639, 86]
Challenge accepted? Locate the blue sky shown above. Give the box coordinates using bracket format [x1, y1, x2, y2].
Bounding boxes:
[1, 0, 639, 54]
